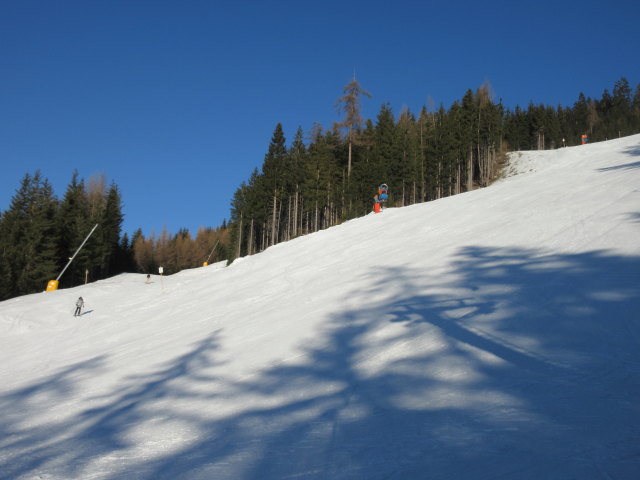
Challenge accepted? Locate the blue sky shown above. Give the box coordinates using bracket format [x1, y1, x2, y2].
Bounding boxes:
[1, 0, 639, 237]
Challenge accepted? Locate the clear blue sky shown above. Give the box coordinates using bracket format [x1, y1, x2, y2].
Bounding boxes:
[2, 0, 639, 237]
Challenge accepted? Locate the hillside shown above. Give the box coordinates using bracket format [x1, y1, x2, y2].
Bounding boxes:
[1, 135, 639, 479]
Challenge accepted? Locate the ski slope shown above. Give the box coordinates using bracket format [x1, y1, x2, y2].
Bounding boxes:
[1, 135, 639, 479]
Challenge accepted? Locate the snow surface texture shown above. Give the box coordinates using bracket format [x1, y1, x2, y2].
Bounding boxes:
[1, 136, 639, 479]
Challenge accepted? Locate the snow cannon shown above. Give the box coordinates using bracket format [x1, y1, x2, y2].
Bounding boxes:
[45, 279, 59, 292]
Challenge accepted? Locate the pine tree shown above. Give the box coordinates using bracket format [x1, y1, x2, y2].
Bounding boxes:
[57, 171, 93, 287]
[262, 123, 288, 246]
[99, 182, 124, 277]
[373, 103, 397, 189]
[396, 108, 422, 205]
[633, 83, 640, 131]
[0, 172, 59, 299]
[611, 77, 633, 138]
[287, 127, 308, 238]
[117, 232, 135, 273]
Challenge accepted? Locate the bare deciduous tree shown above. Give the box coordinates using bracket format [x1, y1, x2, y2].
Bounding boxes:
[335, 76, 371, 179]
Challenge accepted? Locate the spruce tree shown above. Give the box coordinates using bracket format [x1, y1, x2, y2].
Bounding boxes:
[262, 123, 288, 246]
[611, 77, 633, 138]
[99, 182, 124, 277]
[57, 171, 92, 287]
[0, 172, 59, 299]
[373, 104, 397, 189]
[288, 127, 308, 238]
[633, 83, 640, 131]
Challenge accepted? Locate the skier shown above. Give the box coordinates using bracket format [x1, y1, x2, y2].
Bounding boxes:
[146, 274, 151, 283]
[74, 296, 84, 317]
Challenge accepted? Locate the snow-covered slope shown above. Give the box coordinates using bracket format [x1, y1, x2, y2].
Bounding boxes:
[1, 135, 639, 480]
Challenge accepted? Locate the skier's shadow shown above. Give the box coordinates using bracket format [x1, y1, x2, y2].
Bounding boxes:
[81, 310, 94, 316]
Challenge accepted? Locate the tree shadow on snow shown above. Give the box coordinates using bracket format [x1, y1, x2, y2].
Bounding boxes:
[0, 334, 224, 480]
[598, 160, 640, 172]
[0, 356, 107, 479]
[622, 144, 640, 157]
[597, 144, 640, 171]
[2, 247, 640, 479]
[126, 246, 640, 479]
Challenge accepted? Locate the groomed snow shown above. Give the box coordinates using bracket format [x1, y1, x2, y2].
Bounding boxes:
[1, 135, 639, 479]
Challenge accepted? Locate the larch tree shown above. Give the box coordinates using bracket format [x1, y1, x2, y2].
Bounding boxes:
[335, 77, 371, 181]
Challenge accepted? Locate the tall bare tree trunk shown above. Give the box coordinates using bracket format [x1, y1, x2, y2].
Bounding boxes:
[293, 186, 299, 238]
[286, 196, 291, 241]
[276, 197, 283, 244]
[236, 213, 243, 258]
[314, 200, 318, 232]
[347, 139, 352, 180]
[271, 190, 277, 246]
[467, 146, 473, 191]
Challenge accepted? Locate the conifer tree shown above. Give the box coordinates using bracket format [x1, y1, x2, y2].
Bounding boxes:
[288, 127, 308, 238]
[57, 171, 93, 287]
[117, 232, 134, 273]
[0, 172, 59, 299]
[373, 103, 397, 188]
[261, 124, 288, 245]
[633, 83, 640, 131]
[611, 77, 633, 138]
[99, 182, 124, 277]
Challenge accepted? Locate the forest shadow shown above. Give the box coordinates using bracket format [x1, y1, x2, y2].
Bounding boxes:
[122, 246, 640, 479]
[0, 356, 107, 479]
[0, 333, 223, 480]
[596, 144, 640, 171]
[2, 247, 640, 479]
[598, 160, 640, 171]
[622, 144, 640, 157]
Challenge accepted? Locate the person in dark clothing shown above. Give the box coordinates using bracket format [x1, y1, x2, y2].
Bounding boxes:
[74, 297, 84, 317]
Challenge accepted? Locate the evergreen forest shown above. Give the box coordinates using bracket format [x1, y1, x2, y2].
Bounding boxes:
[228, 77, 640, 258]
[1, 77, 639, 300]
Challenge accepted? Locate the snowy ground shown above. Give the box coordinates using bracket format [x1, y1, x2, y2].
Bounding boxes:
[1, 135, 639, 479]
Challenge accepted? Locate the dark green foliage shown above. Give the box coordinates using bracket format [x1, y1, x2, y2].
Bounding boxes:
[0, 172, 60, 300]
[99, 183, 125, 277]
[0, 171, 135, 300]
[4, 78, 638, 291]
[56, 171, 95, 287]
[503, 77, 640, 149]
[228, 77, 640, 260]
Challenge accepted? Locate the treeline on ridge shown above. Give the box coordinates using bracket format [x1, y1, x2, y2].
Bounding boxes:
[0, 171, 229, 301]
[1, 77, 639, 300]
[0, 171, 129, 300]
[228, 77, 640, 258]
